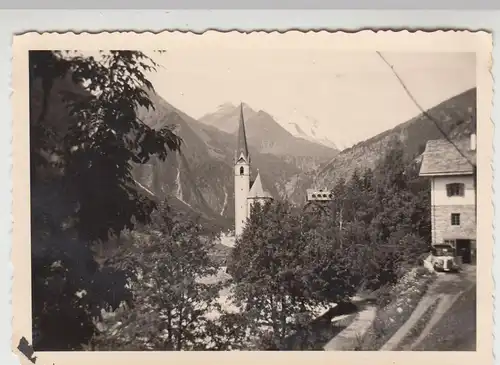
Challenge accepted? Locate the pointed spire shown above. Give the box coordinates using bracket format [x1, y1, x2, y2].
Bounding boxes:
[248, 171, 272, 199]
[236, 103, 249, 162]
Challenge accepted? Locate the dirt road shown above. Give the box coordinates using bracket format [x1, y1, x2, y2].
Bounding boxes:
[381, 265, 476, 351]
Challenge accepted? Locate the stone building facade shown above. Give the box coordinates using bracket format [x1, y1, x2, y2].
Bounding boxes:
[419, 136, 477, 264]
[432, 204, 476, 248]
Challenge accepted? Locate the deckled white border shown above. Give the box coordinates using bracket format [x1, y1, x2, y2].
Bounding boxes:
[2, 11, 498, 365]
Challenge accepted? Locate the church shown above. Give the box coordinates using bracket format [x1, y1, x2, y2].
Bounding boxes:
[234, 104, 273, 237]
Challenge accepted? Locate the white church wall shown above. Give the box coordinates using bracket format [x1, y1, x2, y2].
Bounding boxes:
[234, 162, 250, 237]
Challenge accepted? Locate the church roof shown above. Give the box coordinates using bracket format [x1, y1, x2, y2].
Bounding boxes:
[236, 103, 250, 161]
[419, 138, 476, 176]
[248, 171, 272, 199]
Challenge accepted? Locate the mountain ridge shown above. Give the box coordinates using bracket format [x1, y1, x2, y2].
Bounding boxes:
[199, 103, 339, 160]
[30, 70, 476, 234]
[133, 93, 325, 230]
[288, 87, 477, 203]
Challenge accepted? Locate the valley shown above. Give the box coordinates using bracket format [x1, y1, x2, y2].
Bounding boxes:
[133, 88, 477, 232]
[26, 48, 482, 354]
[29, 70, 476, 234]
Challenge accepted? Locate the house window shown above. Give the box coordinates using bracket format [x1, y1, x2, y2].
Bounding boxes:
[239, 166, 244, 175]
[451, 213, 461, 226]
[446, 183, 465, 197]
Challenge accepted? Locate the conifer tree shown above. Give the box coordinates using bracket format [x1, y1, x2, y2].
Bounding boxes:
[229, 200, 358, 349]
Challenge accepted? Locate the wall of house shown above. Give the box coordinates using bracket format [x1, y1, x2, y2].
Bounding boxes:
[430, 175, 476, 245]
[431, 204, 476, 244]
[431, 175, 475, 206]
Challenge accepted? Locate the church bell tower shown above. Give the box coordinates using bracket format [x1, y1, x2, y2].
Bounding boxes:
[234, 103, 250, 237]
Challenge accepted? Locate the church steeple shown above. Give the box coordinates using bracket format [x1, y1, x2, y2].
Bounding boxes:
[234, 103, 251, 237]
[236, 103, 249, 162]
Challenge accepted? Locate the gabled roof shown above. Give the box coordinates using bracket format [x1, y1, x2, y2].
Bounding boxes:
[419, 138, 476, 176]
[236, 103, 249, 162]
[248, 171, 272, 199]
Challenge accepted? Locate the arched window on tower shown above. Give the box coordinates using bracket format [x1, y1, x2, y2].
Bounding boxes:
[240, 166, 244, 175]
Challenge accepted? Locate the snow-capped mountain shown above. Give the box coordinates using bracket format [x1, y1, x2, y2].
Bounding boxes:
[287, 121, 340, 150]
[282, 114, 348, 150]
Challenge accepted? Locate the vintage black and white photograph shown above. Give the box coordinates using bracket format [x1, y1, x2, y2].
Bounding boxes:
[11, 31, 493, 363]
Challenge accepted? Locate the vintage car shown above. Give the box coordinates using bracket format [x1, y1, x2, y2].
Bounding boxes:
[430, 244, 459, 272]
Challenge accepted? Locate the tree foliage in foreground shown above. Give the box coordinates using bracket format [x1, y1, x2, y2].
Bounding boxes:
[30, 50, 182, 350]
[89, 202, 228, 351]
[228, 200, 359, 349]
[30, 50, 182, 242]
[227, 138, 431, 349]
[319, 138, 431, 290]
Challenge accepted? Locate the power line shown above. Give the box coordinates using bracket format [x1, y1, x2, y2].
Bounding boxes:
[376, 51, 476, 168]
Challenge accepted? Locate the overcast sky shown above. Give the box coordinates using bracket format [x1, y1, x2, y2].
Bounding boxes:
[147, 50, 475, 148]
